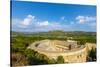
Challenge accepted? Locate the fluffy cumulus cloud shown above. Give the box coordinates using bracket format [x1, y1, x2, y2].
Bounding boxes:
[76, 15, 96, 24]
[12, 15, 35, 28]
[21, 15, 35, 26]
[12, 15, 63, 32]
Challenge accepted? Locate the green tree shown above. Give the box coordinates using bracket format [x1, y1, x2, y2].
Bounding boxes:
[48, 58, 56, 64]
[56, 56, 64, 64]
[88, 48, 96, 61]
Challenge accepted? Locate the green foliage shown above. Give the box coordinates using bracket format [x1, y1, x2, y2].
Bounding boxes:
[11, 43, 26, 53]
[88, 48, 96, 61]
[24, 49, 37, 58]
[47, 58, 56, 64]
[77, 40, 86, 45]
[56, 56, 64, 64]
[24, 49, 50, 65]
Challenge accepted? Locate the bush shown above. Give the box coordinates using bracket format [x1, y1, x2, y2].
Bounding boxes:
[24, 49, 50, 65]
[48, 58, 56, 64]
[88, 48, 96, 61]
[56, 56, 64, 64]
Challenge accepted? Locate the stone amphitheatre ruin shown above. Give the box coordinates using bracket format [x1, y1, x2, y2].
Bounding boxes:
[28, 39, 96, 63]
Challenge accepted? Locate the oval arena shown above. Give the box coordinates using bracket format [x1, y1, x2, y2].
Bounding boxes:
[28, 40, 88, 63]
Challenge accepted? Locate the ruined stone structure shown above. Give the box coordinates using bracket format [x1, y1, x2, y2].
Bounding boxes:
[28, 40, 95, 63]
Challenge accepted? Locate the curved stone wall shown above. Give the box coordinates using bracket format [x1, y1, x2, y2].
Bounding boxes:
[28, 40, 88, 63]
[30, 46, 87, 63]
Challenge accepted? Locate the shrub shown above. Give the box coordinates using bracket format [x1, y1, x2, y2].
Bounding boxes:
[56, 56, 64, 64]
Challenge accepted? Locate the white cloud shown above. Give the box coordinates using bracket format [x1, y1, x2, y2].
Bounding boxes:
[37, 21, 49, 26]
[35, 21, 62, 31]
[12, 15, 96, 32]
[76, 15, 96, 24]
[32, 20, 64, 32]
[21, 14, 35, 26]
[75, 15, 96, 31]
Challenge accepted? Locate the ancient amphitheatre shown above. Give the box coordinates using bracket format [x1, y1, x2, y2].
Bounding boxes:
[28, 39, 96, 63]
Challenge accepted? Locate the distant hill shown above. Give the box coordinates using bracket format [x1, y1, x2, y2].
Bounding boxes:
[11, 30, 96, 43]
[11, 30, 96, 37]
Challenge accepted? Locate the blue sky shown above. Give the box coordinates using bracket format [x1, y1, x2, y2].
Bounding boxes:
[11, 1, 96, 32]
